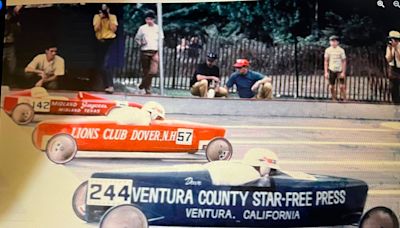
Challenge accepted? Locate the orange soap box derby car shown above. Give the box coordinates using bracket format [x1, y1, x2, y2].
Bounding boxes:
[31, 107, 233, 164]
[2, 87, 142, 125]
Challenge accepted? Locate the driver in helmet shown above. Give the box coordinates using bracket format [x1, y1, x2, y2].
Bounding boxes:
[142, 101, 166, 120]
[242, 148, 280, 177]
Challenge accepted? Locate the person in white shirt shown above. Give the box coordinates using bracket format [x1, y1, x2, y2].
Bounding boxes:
[25, 45, 65, 89]
[324, 35, 347, 101]
[134, 10, 164, 95]
[385, 31, 400, 104]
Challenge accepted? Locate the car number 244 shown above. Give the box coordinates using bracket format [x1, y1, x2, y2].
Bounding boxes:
[87, 178, 133, 206]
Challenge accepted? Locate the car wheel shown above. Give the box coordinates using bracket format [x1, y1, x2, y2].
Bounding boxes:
[205, 137, 233, 161]
[359, 206, 399, 228]
[100, 204, 148, 228]
[45, 134, 77, 164]
[72, 181, 88, 221]
[11, 103, 34, 125]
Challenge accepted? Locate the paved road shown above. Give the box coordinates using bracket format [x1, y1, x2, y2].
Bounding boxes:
[3, 111, 400, 227]
[50, 114, 400, 226]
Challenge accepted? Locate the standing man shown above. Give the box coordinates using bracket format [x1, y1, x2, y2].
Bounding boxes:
[190, 52, 227, 98]
[93, 4, 118, 94]
[225, 59, 273, 99]
[385, 31, 400, 104]
[24, 45, 65, 89]
[324, 35, 347, 101]
[3, 6, 22, 86]
[135, 10, 164, 95]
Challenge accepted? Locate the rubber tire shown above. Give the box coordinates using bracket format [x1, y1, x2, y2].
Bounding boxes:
[11, 103, 34, 125]
[205, 137, 233, 161]
[45, 134, 78, 164]
[72, 181, 88, 221]
[100, 204, 148, 228]
[359, 206, 399, 228]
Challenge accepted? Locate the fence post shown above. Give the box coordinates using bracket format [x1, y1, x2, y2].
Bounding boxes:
[294, 36, 299, 98]
[157, 3, 164, 95]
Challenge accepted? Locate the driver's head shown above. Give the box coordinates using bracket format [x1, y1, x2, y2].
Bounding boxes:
[142, 101, 166, 120]
[243, 148, 279, 176]
[31, 87, 48, 98]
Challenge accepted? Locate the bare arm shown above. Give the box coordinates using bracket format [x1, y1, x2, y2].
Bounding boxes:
[134, 28, 145, 46]
[258, 76, 272, 84]
[25, 66, 45, 77]
[341, 59, 347, 77]
[324, 57, 329, 78]
[385, 45, 400, 63]
[196, 74, 219, 82]
[251, 76, 271, 91]
[93, 14, 101, 32]
[109, 15, 118, 33]
[109, 23, 117, 32]
[43, 74, 58, 82]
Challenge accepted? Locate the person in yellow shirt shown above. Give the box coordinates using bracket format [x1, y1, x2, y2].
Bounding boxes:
[93, 4, 118, 94]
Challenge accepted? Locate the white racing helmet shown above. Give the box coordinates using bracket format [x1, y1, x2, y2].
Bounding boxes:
[31, 87, 49, 98]
[108, 107, 151, 125]
[243, 148, 280, 176]
[142, 101, 166, 120]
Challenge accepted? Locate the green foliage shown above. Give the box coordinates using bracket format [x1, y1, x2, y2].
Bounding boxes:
[123, 1, 304, 44]
[123, 1, 380, 46]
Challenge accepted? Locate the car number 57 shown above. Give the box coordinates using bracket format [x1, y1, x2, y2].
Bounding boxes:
[86, 178, 133, 206]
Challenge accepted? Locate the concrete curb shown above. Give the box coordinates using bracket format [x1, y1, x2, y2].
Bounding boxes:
[1, 86, 399, 121]
[103, 94, 400, 121]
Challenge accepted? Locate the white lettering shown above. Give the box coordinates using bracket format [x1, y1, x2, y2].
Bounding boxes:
[243, 210, 300, 220]
[315, 190, 346, 206]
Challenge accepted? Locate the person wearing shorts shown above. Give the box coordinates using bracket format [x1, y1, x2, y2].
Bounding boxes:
[190, 52, 227, 98]
[324, 35, 347, 101]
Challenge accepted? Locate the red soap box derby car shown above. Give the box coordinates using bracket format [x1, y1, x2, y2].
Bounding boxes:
[31, 108, 233, 164]
[2, 87, 142, 125]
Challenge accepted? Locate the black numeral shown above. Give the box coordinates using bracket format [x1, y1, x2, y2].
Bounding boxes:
[104, 185, 116, 200]
[89, 184, 101, 200]
[118, 185, 130, 201]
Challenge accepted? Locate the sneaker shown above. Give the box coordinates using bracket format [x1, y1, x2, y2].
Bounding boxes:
[207, 89, 216, 98]
[105, 87, 114, 94]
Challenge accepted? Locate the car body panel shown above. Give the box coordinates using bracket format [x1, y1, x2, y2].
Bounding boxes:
[33, 119, 226, 152]
[82, 162, 368, 227]
[3, 89, 141, 117]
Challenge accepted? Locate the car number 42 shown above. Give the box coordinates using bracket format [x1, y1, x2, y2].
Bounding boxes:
[31, 99, 51, 112]
[86, 178, 133, 206]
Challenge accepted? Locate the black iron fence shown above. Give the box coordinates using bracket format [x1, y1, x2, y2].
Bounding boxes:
[112, 34, 391, 102]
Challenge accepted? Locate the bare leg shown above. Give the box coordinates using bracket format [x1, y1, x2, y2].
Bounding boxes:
[330, 85, 337, 101]
[198, 79, 208, 98]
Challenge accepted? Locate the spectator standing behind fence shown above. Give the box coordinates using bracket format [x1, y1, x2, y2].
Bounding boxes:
[188, 36, 202, 58]
[135, 10, 164, 95]
[3, 6, 22, 86]
[324, 35, 347, 101]
[385, 31, 400, 104]
[225, 59, 273, 99]
[190, 52, 228, 98]
[93, 4, 118, 94]
[24, 45, 65, 89]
